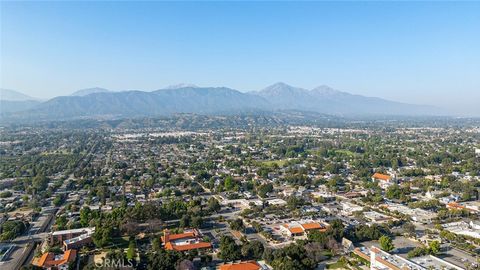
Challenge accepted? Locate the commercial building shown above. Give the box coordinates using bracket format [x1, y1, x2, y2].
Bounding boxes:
[219, 261, 262, 270]
[353, 246, 464, 270]
[385, 203, 437, 224]
[372, 173, 396, 190]
[280, 221, 329, 237]
[363, 211, 394, 224]
[32, 249, 77, 270]
[162, 229, 212, 252]
[341, 201, 364, 216]
[63, 231, 93, 250]
[442, 221, 480, 239]
[49, 227, 95, 246]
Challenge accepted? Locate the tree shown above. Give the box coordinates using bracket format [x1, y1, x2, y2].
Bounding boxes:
[219, 236, 241, 261]
[407, 246, 428, 258]
[207, 197, 221, 212]
[0, 220, 28, 240]
[286, 196, 304, 210]
[179, 215, 190, 228]
[308, 230, 329, 246]
[229, 219, 244, 231]
[257, 183, 273, 198]
[429, 240, 440, 255]
[52, 195, 64, 207]
[55, 215, 68, 230]
[241, 240, 264, 260]
[147, 249, 182, 270]
[127, 240, 136, 260]
[402, 222, 416, 236]
[32, 175, 48, 193]
[251, 221, 263, 233]
[93, 226, 113, 247]
[0, 191, 12, 198]
[152, 238, 161, 251]
[386, 184, 410, 202]
[191, 215, 203, 228]
[327, 219, 344, 241]
[224, 176, 235, 190]
[379, 235, 395, 252]
[267, 243, 316, 270]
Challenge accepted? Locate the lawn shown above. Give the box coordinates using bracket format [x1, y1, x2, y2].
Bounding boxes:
[326, 261, 349, 269]
[260, 160, 287, 167]
[111, 236, 130, 248]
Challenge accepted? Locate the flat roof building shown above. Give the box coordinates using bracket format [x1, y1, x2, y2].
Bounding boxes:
[353, 246, 465, 270]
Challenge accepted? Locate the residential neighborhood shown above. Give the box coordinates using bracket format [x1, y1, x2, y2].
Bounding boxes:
[1, 117, 480, 270]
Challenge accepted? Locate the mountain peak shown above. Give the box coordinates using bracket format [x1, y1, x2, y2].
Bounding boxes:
[311, 85, 342, 95]
[270, 82, 291, 87]
[164, 83, 199, 89]
[264, 82, 298, 90]
[260, 82, 308, 94]
[71, 87, 110, 96]
[0, 88, 39, 101]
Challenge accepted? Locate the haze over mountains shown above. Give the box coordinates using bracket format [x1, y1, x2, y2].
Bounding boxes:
[70, 87, 111, 96]
[0, 88, 42, 113]
[0, 83, 443, 121]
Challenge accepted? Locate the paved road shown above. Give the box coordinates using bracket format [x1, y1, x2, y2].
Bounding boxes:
[440, 246, 478, 269]
[0, 212, 55, 270]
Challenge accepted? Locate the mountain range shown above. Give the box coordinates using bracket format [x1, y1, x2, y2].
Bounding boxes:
[0, 83, 443, 121]
[0, 88, 42, 113]
[70, 87, 111, 96]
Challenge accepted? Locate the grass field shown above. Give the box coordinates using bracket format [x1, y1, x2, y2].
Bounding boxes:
[260, 159, 287, 167]
[335, 149, 356, 157]
[326, 261, 349, 269]
[308, 149, 357, 157]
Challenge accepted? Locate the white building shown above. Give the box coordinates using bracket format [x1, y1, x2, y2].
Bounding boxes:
[354, 246, 465, 270]
[371, 173, 396, 190]
[340, 202, 364, 216]
[386, 203, 437, 224]
[443, 221, 480, 239]
[363, 211, 393, 224]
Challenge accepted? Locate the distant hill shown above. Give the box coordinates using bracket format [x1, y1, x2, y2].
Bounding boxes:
[250, 83, 441, 116]
[0, 89, 41, 113]
[164, 83, 199, 89]
[2, 83, 444, 121]
[1, 100, 42, 113]
[13, 87, 268, 120]
[70, 87, 110, 96]
[0, 88, 38, 101]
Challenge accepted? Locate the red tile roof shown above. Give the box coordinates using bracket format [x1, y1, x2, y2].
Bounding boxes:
[167, 241, 212, 251]
[288, 227, 304, 234]
[161, 231, 195, 242]
[302, 222, 324, 230]
[372, 173, 391, 181]
[219, 261, 261, 270]
[33, 249, 77, 268]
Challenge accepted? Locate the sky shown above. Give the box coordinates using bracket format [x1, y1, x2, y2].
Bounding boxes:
[1, 1, 479, 116]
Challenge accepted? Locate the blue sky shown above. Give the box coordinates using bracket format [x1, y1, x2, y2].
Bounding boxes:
[1, 1, 479, 115]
